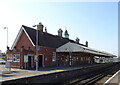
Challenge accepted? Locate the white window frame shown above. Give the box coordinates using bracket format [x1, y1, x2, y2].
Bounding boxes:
[7, 54, 13, 62]
[12, 54, 20, 62]
[52, 52, 56, 62]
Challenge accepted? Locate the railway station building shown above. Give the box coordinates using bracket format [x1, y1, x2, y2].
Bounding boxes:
[6, 23, 116, 69]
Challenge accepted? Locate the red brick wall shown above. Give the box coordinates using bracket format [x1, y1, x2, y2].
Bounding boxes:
[56, 52, 69, 66]
[37, 46, 56, 67]
[57, 52, 95, 66]
[11, 62, 20, 68]
[15, 31, 35, 50]
[9, 30, 56, 68]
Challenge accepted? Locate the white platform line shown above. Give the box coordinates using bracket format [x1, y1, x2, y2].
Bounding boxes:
[103, 70, 120, 85]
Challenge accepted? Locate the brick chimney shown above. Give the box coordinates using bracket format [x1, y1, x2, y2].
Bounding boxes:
[86, 41, 88, 47]
[58, 28, 63, 37]
[37, 22, 44, 32]
[76, 37, 80, 44]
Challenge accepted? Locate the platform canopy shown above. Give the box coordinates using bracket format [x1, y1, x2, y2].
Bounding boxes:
[56, 42, 116, 57]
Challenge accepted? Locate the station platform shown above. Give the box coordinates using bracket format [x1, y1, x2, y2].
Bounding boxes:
[104, 70, 120, 85]
[0, 64, 96, 82]
[1, 63, 119, 84]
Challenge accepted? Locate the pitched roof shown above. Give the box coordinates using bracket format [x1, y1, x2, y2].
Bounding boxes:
[19, 25, 87, 48]
[57, 42, 117, 57]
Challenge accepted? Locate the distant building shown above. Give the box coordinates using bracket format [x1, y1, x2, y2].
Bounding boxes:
[113, 57, 118, 62]
[94, 56, 114, 63]
[6, 23, 116, 69]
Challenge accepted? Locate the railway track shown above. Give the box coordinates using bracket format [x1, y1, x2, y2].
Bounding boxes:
[62, 62, 120, 85]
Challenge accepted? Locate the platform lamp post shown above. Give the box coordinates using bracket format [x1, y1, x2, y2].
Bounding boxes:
[4, 27, 9, 50]
[4, 27, 11, 71]
[33, 24, 39, 71]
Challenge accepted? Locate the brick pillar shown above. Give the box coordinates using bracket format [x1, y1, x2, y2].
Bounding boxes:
[20, 46, 24, 69]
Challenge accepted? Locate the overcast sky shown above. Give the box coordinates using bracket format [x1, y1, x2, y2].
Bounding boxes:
[0, 0, 118, 56]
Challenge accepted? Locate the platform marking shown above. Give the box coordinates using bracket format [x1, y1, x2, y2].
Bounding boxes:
[103, 70, 120, 85]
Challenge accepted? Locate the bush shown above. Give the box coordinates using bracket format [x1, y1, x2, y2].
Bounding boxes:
[2, 56, 6, 60]
[0, 56, 6, 60]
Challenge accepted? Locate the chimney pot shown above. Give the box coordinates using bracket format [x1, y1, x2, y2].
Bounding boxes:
[37, 22, 44, 32]
[86, 41, 88, 47]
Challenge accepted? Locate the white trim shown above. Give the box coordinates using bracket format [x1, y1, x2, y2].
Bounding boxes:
[41, 54, 44, 68]
[11, 27, 23, 49]
[103, 70, 120, 85]
[22, 27, 35, 46]
[31, 56, 34, 68]
[27, 54, 35, 56]
[24, 55, 28, 63]
[28, 54, 35, 68]
[27, 54, 34, 68]
[11, 26, 35, 49]
[52, 52, 56, 62]
[25, 54, 34, 68]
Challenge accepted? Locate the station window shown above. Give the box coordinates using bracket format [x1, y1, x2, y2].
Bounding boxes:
[81, 57, 83, 61]
[12, 54, 20, 62]
[7, 54, 13, 62]
[77, 57, 78, 60]
[52, 52, 56, 62]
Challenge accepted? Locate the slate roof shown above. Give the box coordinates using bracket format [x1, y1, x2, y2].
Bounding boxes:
[23, 25, 87, 48]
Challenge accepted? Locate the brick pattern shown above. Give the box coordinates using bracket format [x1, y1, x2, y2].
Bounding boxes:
[10, 62, 20, 68]
[57, 52, 94, 66]
[16, 31, 35, 50]
[7, 31, 56, 68]
[37, 46, 56, 67]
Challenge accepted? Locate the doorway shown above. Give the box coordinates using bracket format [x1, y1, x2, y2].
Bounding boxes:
[28, 56, 32, 69]
[38, 55, 43, 68]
